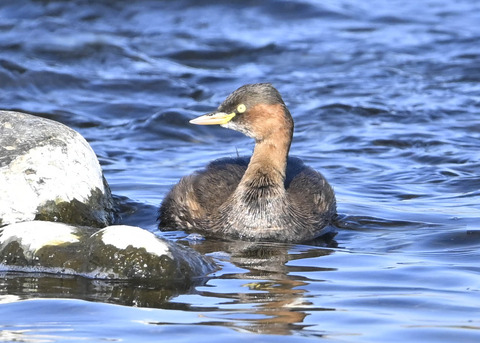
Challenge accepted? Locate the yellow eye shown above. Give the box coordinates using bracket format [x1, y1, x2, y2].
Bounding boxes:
[236, 104, 247, 113]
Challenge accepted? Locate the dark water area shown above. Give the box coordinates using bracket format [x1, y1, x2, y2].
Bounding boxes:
[1, 0, 480, 342]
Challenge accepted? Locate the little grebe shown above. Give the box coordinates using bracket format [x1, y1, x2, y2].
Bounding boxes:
[158, 83, 336, 242]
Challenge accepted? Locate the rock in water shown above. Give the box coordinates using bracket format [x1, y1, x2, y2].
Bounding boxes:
[0, 112, 216, 283]
[0, 111, 115, 227]
[0, 221, 216, 281]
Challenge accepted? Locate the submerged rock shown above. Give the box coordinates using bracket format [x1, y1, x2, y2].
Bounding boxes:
[0, 111, 114, 227]
[0, 221, 216, 281]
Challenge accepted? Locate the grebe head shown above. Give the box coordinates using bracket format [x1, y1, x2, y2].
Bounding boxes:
[190, 83, 293, 142]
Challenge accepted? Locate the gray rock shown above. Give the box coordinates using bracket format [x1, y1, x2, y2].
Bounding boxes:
[0, 112, 216, 283]
[0, 221, 216, 281]
[0, 111, 114, 227]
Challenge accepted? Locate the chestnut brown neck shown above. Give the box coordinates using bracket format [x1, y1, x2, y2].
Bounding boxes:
[238, 104, 293, 192]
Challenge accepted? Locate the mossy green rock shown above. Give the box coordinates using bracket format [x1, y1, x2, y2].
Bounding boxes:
[0, 221, 216, 282]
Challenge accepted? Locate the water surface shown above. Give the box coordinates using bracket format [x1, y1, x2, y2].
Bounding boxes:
[0, 1, 479, 342]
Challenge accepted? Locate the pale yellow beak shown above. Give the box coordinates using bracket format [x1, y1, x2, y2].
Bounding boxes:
[189, 111, 236, 125]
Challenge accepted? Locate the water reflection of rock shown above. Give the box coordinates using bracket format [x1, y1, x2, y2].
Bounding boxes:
[189, 236, 337, 335]
[0, 272, 205, 308]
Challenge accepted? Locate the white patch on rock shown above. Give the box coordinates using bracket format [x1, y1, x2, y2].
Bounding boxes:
[0, 221, 79, 256]
[0, 295, 21, 304]
[97, 225, 172, 258]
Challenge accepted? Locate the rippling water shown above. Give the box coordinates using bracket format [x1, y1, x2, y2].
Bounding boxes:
[1, 1, 480, 342]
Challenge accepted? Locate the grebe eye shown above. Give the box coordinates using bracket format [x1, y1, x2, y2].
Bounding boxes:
[236, 104, 247, 113]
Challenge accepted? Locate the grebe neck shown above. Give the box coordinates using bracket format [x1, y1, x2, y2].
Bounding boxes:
[238, 126, 292, 197]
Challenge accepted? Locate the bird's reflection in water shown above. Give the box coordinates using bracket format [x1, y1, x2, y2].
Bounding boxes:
[187, 234, 337, 335]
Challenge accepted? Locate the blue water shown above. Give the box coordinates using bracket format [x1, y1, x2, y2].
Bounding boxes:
[1, 0, 480, 342]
